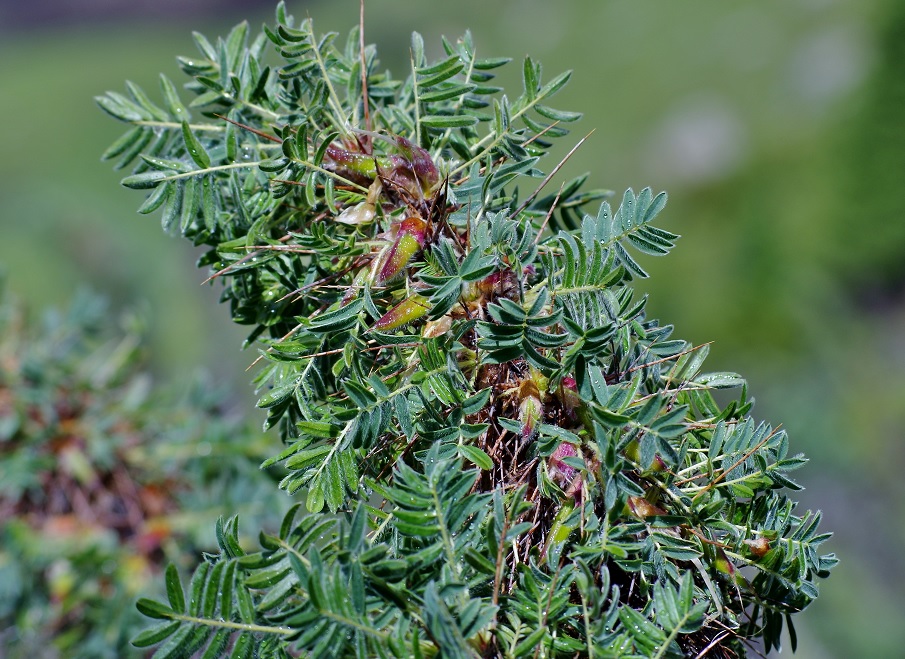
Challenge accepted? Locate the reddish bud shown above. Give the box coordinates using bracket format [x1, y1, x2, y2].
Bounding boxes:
[714, 548, 736, 576]
[558, 376, 581, 422]
[371, 294, 431, 332]
[375, 216, 428, 284]
[341, 269, 369, 307]
[476, 269, 517, 299]
[549, 442, 581, 487]
[713, 548, 748, 588]
[324, 144, 379, 186]
[393, 136, 439, 195]
[550, 442, 584, 500]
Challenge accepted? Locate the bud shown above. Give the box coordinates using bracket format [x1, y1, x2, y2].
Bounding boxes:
[517, 378, 543, 440]
[476, 269, 517, 299]
[324, 143, 379, 186]
[713, 548, 736, 577]
[374, 216, 428, 284]
[550, 442, 577, 479]
[371, 294, 431, 332]
[336, 132, 440, 199]
[392, 135, 439, 196]
[549, 442, 583, 499]
[518, 394, 543, 441]
[558, 376, 580, 418]
[624, 439, 667, 473]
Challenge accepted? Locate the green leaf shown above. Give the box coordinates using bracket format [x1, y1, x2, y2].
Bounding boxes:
[697, 372, 746, 389]
[182, 121, 211, 168]
[513, 626, 548, 656]
[473, 56, 511, 70]
[420, 114, 479, 128]
[165, 564, 185, 613]
[419, 83, 477, 103]
[95, 92, 145, 122]
[136, 598, 174, 620]
[132, 621, 180, 648]
[137, 183, 170, 214]
[308, 298, 364, 333]
[101, 126, 145, 161]
[537, 70, 572, 100]
[256, 382, 296, 408]
[122, 171, 169, 190]
[306, 480, 325, 513]
[458, 445, 493, 470]
[160, 74, 190, 120]
[535, 104, 581, 122]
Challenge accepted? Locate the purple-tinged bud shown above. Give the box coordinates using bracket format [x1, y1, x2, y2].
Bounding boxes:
[558, 376, 581, 421]
[713, 548, 748, 587]
[371, 294, 431, 332]
[324, 144, 379, 186]
[714, 548, 736, 577]
[344, 131, 440, 198]
[549, 442, 583, 498]
[476, 269, 517, 299]
[374, 216, 428, 285]
[393, 136, 440, 195]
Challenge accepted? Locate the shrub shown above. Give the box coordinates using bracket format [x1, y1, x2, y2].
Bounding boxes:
[98, 3, 836, 656]
[0, 286, 286, 657]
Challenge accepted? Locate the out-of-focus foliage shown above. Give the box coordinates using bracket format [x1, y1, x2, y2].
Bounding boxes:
[100, 5, 834, 656]
[0, 284, 288, 658]
[834, 0, 905, 296]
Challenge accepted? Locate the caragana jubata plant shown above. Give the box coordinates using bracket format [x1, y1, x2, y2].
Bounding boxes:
[98, 3, 836, 657]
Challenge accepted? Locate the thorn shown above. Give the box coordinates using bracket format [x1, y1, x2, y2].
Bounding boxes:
[214, 114, 282, 143]
[533, 182, 565, 245]
[512, 129, 595, 218]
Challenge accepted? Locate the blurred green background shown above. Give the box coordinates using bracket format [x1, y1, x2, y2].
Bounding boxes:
[2, 0, 903, 655]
